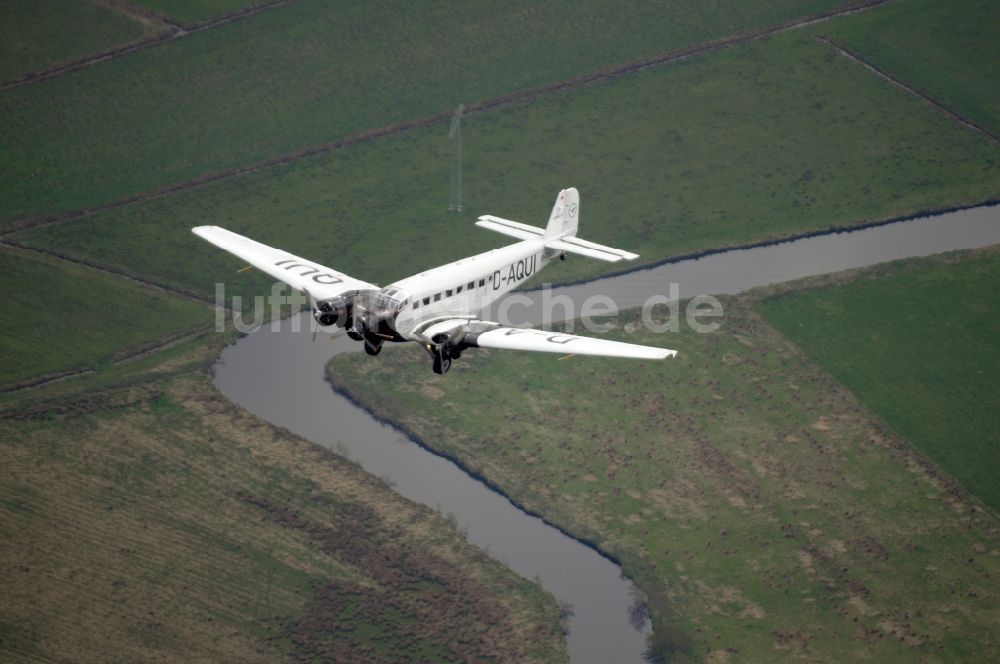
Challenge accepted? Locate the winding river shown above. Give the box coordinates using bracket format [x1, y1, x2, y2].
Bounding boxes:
[213, 204, 999, 663]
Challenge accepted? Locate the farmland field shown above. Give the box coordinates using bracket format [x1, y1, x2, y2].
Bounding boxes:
[757, 247, 1000, 510]
[328, 253, 1000, 661]
[0, 247, 211, 388]
[815, 0, 1000, 135]
[131, 0, 269, 23]
[0, 0, 151, 83]
[0, 0, 859, 223]
[12, 30, 1000, 302]
[0, 362, 566, 662]
[4, 1, 999, 661]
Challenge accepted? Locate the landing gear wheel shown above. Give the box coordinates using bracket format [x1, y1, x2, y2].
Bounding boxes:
[432, 351, 452, 375]
[346, 317, 363, 341]
[364, 340, 382, 356]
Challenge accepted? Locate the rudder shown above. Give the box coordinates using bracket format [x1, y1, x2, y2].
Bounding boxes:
[544, 188, 579, 239]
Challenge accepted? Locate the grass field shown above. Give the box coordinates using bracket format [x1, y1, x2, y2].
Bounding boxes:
[327, 261, 1000, 661]
[3, 2, 999, 660]
[0, 0, 858, 223]
[0, 0, 151, 83]
[0, 247, 211, 388]
[0, 353, 566, 662]
[756, 247, 1000, 511]
[12, 30, 1000, 305]
[815, 0, 1000, 135]
[131, 0, 268, 23]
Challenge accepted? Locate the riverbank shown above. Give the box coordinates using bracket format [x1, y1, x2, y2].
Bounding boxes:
[327, 245, 1000, 661]
[0, 339, 567, 662]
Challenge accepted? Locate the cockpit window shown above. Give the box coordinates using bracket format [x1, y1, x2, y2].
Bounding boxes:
[375, 288, 408, 311]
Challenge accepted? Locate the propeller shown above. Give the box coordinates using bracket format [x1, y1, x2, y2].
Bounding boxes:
[304, 287, 372, 343]
[304, 288, 341, 342]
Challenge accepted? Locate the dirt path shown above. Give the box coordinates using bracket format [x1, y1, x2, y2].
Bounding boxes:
[0, 0, 294, 93]
[816, 35, 999, 144]
[2, 0, 895, 236]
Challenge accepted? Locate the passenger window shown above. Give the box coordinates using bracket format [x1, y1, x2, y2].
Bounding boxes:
[479, 279, 485, 287]
[446, 289, 453, 297]
[457, 285, 463, 294]
[413, 300, 419, 309]
[468, 281, 474, 290]
[434, 293, 441, 302]
[423, 297, 430, 305]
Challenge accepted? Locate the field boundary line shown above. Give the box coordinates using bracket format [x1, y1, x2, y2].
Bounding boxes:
[107, 324, 214, 366]
[0, 111, 452, 235]
[0, 240, 217, 306]
[816, 35, 999, 144]
[1, 0, 894, 236]
[0, 369, 95, 396]
[0, 0, 294, 93]
[89, 0, 182, 31]
[0, 324, 212, 397]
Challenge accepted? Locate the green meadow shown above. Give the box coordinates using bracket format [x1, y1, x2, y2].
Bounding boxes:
[328, 256, 1000, 661]
[3, 0, 999, 660]
[0, 0, 150, 83]
[131, 0, 268, 23]
[0, 0, 855, 223]
[757, 247, 1000, 510]
[815, 0, 1000, 135]
[13, 31, 1000, 307]
[0, 247, 211, 388]
[0, 358, 565, 662]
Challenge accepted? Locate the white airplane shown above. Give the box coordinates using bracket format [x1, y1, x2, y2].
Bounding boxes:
[193, 188, 677, 374]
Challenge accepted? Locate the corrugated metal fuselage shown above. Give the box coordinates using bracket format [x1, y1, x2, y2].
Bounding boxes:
[387, 238, 558, 338]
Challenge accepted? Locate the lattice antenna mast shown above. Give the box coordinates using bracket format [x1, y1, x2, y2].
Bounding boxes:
[448, 103, 463, 212]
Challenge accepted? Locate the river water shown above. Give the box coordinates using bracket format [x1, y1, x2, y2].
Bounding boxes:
[213, 204, 998, 663]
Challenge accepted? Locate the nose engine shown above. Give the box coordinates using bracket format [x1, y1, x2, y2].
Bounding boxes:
[311, 288, 409, 355]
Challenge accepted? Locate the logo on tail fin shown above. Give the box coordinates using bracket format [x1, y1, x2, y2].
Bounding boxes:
[545, 187, 580, 239]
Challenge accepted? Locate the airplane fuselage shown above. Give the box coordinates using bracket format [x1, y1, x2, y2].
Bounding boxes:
[384, 238, 560, 338]
[193, 187, 677, 374]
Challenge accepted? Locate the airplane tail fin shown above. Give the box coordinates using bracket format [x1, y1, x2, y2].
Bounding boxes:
[544, 187, 580, 239]
[543, 187, 638, 262]
[475, 187, 639, 262]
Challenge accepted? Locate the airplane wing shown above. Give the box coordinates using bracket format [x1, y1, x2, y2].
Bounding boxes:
[192, 226, 376, 298]
[418, 319, 677, 360]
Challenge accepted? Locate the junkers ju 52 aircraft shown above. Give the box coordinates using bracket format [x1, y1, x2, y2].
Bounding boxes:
[193, 188, 677, 374]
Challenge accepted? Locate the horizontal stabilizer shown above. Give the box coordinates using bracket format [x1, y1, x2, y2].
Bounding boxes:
[545, 236, 639, 262]
[475, 215, 545, 241]
[476, 187, 639, 262]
